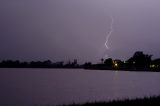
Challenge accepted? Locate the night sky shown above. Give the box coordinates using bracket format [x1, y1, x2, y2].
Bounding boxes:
[1, 0, 160, 63]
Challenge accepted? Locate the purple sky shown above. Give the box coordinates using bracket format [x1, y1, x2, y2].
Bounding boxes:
[1, 0, 160, 63]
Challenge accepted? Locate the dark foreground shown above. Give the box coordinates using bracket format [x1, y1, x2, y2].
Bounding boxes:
[63, 96, 160, 106]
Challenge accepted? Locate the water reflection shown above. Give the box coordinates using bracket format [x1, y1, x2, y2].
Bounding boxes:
[0, 68, 160, 105]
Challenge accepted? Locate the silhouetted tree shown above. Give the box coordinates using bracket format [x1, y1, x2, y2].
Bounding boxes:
[42, 60, 52, 67]
[101, 58, 104, 64]
[72, 59, 78, 67]
[113, 59, 124, 69]
[20, 62, 29, 67]
[104, 58, 113, 68]
[83, 62, 92, 68]
[126, 51, 152, 70]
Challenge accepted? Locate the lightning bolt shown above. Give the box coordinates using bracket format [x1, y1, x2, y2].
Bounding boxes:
[104, 16, 114, 58]
[105, 16, 114, 50]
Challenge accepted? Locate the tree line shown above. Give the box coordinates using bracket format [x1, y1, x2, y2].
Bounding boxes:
[1, 51, 160, 71]
[0, 59, 80, 68]
[84, 51, 160, 71]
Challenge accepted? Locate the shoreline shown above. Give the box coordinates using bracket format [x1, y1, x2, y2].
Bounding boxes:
[0, 67, 159, 72]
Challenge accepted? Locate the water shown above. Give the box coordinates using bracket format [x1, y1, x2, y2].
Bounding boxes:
[0, 68, 160, 106]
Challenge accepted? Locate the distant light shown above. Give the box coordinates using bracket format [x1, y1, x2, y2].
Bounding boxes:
[150, 64, 155, 68]
[114, 63, 118, 67]
[113, 61, 118, 68]
[133, 61, 136, 64]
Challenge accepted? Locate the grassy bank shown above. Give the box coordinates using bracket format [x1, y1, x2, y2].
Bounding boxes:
[62, 96, 160, 106]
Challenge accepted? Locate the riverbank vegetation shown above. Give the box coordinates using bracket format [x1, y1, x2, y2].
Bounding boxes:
[1, 51, 160, 71]
[62, 96, 160, 106]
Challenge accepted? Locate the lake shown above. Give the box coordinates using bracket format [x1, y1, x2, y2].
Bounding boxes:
[0, 68, 160, 106]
